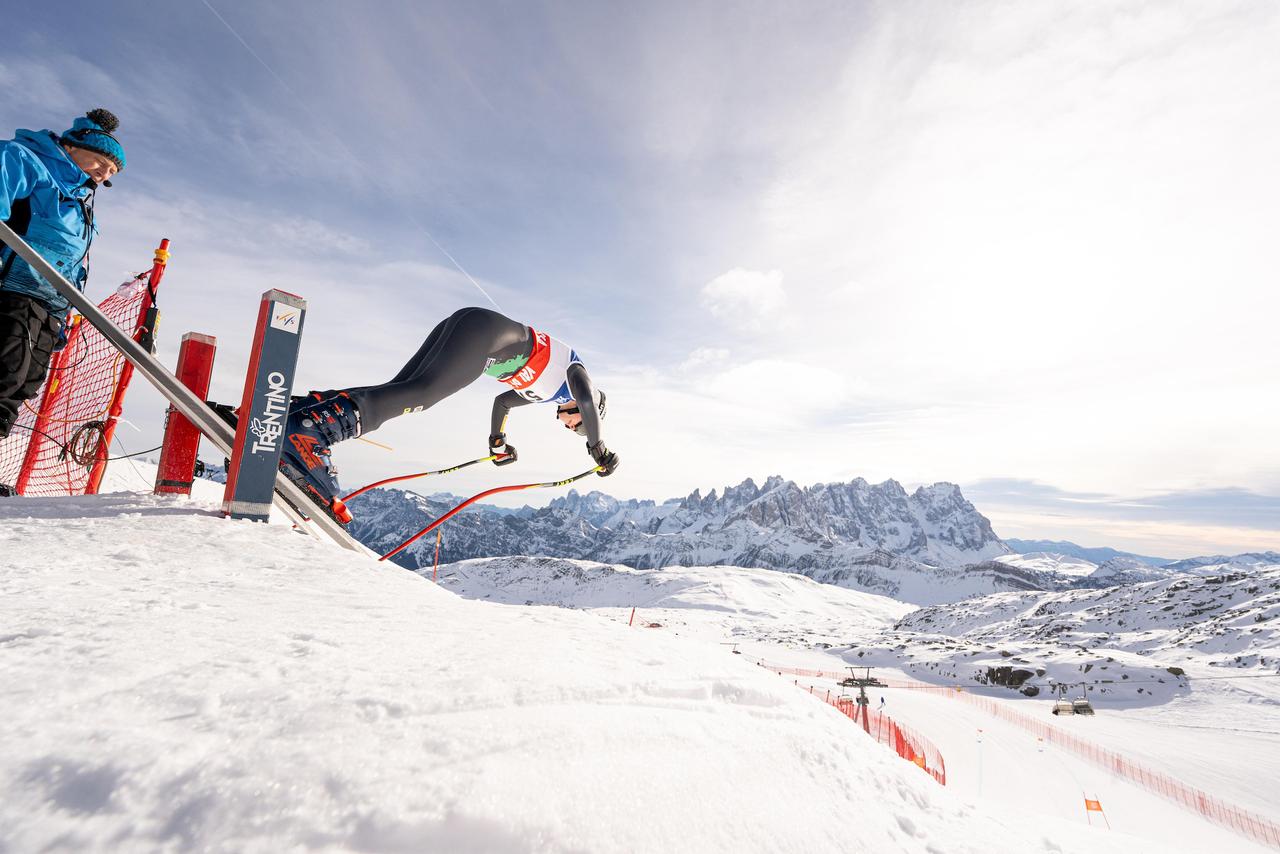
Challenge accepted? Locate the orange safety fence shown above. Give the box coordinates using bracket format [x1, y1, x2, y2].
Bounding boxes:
[906, 682, 1280, 849]
[762, 665, 947, 786]
[829, 688, 947, 786]
[756, 660, 1280, 849]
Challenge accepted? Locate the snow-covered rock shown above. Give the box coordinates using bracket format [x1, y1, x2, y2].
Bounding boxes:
[860, 565, 1280, 703]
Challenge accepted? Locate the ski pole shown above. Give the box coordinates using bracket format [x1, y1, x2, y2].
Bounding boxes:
[342, 454, 510, 502]
[379, 465, 602, 561]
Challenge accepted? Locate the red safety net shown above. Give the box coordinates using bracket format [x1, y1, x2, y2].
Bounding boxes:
[0, 284, 154, 496]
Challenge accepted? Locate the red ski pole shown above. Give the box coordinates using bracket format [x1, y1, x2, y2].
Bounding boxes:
[342, 453, 509, 502]
[380, 466, 602, 561]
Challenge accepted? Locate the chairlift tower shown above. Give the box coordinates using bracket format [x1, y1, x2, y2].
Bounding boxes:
[840, 667, 883, 734]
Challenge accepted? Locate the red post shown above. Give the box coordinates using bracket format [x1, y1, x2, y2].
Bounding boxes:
[628, 607, 636, 626]
[87, 239, 170, 494]
[432, 529, 442, 581]
[154, 332, 217, 495]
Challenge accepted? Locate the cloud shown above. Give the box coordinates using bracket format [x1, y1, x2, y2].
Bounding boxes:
[679, 347, 729, 372]
[964, 478, 1280, 529]
[699, 268, 786, 331]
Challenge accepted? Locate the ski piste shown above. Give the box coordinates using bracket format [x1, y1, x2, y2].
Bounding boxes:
[0, 219, 366, 553]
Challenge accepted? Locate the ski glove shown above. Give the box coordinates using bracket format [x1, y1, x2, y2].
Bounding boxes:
[588, 440, 619, 477]
[489, 433, 517, 466]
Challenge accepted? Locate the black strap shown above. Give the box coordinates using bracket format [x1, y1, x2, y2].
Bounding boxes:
[0, 196, 33, 283]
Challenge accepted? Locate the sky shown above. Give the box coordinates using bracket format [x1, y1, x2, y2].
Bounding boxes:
[3, 0, 1278, 557]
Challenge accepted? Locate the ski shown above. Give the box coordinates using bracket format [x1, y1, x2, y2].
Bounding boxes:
[0, 220, 366, 553]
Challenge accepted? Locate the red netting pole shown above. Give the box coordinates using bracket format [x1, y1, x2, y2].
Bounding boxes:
[86, 239, 169, 494]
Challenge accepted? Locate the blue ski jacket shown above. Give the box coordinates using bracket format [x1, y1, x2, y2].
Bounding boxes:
[0, 128, 97, 314]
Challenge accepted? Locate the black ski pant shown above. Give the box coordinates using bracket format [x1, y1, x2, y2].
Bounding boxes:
[0, 292, 60, 439]
[339, 307, 530, 433]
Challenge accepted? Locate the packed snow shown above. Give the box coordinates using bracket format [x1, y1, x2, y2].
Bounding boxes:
[1, 462, 1275, 852]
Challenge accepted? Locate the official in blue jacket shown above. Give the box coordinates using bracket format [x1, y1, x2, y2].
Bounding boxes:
[0, 108, 125, 440]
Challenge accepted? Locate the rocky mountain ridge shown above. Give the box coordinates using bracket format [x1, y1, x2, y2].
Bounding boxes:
[347, 475, 1014, 603]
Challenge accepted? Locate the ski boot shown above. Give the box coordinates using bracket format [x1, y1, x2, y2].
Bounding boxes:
[278, 391, 362, 526]
[205, 394, 360, 527]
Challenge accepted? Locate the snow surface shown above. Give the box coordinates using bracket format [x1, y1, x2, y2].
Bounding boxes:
[440, 558, 1280, 854]
[0, 462, 1271, 852]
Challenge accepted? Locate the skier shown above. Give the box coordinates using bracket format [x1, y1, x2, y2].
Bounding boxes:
[280, 306, 619, 522]
[0, 109, 125, 443]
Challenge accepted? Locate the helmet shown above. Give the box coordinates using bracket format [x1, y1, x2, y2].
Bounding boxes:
[559, 389, 606, 437]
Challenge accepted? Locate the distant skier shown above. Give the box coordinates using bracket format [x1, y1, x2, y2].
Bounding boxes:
[0, 109, 125, 445]
[280, 306, 619, 522]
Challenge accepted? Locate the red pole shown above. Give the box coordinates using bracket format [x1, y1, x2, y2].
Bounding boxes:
[154, 332, 217, 495]
[87, 239, 170, 494]
[432, 528, 441, 582]
[628, 607, 635, 626]
[379, 466, 600, 560]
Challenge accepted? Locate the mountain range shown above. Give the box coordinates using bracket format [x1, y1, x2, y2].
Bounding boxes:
[346, 475, 1097, 605]
[192, 464, 1274, 607]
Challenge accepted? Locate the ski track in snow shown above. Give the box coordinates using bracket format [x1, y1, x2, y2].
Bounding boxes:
[0, 465, 1273, 853]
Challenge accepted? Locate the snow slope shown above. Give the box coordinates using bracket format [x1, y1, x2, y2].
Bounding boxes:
[438, 556, 913, 649]
[0, 468, 1153, 854]
[996, 551, 1099, 578]
[439, 555, 1280, 853]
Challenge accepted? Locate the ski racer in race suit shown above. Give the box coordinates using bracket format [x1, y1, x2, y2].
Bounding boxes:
[0, 109, 125, 444]
[280, 306, 619, 521]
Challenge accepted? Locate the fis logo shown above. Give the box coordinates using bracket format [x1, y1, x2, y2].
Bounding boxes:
[402, 405, 424, 414]
[269, 302, 300, 334]
[250, 371, 289, 455]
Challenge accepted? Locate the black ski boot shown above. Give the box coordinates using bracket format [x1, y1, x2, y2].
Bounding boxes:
[278, 392, 361, 526]
[204, 395, 360, 526]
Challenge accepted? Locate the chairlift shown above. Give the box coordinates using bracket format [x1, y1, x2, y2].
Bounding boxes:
[1050, 682, 1077, 716]
[841, 667, 887, 688]
[1071, 697, 1096, 716]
